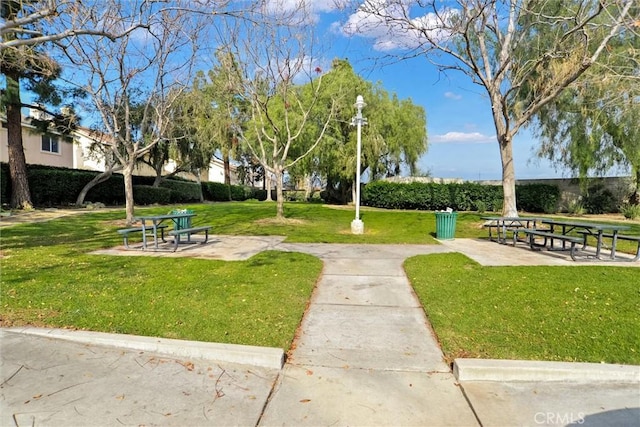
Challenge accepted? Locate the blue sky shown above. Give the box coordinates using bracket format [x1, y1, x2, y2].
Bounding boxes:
[283, 1, 581, 181]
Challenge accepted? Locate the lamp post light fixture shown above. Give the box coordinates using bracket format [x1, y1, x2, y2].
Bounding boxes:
[351, 95, 367, 235]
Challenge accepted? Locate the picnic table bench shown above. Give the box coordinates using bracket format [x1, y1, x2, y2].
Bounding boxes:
[600, 233, 640, 261]
[167, 225, 212, 252]
[117, 224, 168, 248]
[521, 229, 584, 261]
[481, 216, 544, 245]
[522, 219, 637, 262]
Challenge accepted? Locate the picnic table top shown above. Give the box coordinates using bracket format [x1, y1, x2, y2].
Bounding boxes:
[135, 212, 196, 221]
[481, 216, 544, 222]
[541, 218, 631, 231]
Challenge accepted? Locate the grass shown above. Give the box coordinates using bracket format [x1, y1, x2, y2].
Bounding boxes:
[405, 253, 640, 365]
[1, 201, 639, 364]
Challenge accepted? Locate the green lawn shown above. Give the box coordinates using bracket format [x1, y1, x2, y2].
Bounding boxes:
[1, 201, 638, 364]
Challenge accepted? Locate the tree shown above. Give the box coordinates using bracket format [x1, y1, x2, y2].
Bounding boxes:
[179, 50, 249, 198]
[1, 0, 79, 209]
[61, 2, 209, 224]
[225, 6, 337, 219]
[1, 0, 146, 209]
[0, 0, 142, 51]
[342, 0, 634, 216]
[308, 59, 427, 204]
[531, 21, 640, 204]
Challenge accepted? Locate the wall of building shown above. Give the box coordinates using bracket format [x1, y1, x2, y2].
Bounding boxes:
[1, 124, 74, 169]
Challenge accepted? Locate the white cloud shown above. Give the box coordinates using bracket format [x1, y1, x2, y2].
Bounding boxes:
[444, 91, 462, 100]
[431, 132, 495, 144]
[264, 0, 340, 23]
[340, 1, 457, 52]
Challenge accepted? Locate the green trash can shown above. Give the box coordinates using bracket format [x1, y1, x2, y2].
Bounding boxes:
[435, 211, 457, 240]
[170, 209, 193, 230]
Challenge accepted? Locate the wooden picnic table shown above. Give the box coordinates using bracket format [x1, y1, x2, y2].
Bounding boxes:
[481, 216, 545, 245]
[538, 219, 632, 261]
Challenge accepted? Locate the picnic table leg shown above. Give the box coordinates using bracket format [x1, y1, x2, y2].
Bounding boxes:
[609, 231, 618, 260]
[141, 221, 148, 250]
[152, 222, 160, 249]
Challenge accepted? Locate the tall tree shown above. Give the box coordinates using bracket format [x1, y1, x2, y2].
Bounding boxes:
[1, 0, 148, 209]
[60, 2, 209, 224]
[182, 50, 249, 196]
[225, 5, 337, 219]
[342, 0, 634, 216]
[1, 0, 77, 209]
[308, 59, 427, 204]
[530, 18, 640, 204]
[0, 0, 142, 52]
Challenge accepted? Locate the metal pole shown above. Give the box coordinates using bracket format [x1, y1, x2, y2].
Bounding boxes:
[355, 101, 362, 221]
[351, 95, 366, 234]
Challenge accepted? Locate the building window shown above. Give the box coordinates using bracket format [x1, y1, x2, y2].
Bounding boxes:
[41, 135, 60, 153]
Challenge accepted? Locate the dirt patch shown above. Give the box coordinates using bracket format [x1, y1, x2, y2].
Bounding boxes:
[0, 208, 119, 228]
[254, 217, 307, 226]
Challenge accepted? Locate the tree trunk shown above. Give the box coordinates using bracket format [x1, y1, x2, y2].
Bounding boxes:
[498, 134, 518, 217]
[265, 173, 273, 202]
[123, 163, 136, 225]
[195, 169, 204, 202]
[275, 167, 284, 220]
[630, 169, 640, 205]
[76, 167, 119, 206]
[304, 174, 313, 201]
[4, 69, 33, 210]
[224, 152, 231, 186]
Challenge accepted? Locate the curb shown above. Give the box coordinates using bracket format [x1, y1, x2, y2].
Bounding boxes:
[454, 358, 640, 383]
[3, 327, 285, 370]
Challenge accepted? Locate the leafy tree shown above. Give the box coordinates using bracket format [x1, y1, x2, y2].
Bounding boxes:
[308, 59, 427, 204]
[226, 6, 337, 219]
[530, 21, 640, 204]
[342, 0, 634, 216]
[177, 50, 249, 198]
[1, 0, 80, 209]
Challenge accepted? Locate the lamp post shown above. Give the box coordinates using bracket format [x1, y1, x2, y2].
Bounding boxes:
[351, 95, 366, 234]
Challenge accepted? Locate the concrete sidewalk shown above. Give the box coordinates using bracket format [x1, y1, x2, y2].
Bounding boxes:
[258, 243, 477, 426]
[2, 239, 639, 426]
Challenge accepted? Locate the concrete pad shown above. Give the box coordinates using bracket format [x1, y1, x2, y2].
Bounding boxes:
[321, 258, 407, 276]
[91, 235, 287, 261]
[460, 381, 640, 427]
[259, 364, 479, 426]
[7, 327, 285, 369]
[277, 243, 454, 260]
[291, 305, 448, 371]
[455, 358, 640, 383]
[313, 275, 421, 307]
[0, 329, 278, 427]
[439, 238, 640, 267]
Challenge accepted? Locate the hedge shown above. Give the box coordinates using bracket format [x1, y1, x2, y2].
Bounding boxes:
[361, 180, 559, 213]
[0, 163, 253, 207]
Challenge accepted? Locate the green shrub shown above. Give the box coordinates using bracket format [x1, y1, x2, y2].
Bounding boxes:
[583, 184, 616, 214]
[567, 200, 585, 216]
[362, 181, 504, 211]
[160, 179, 201, 203]
[516, 183, 560, 213]
[202, 182, 252, 201]
[133, 185, 171, 205]
[620, 203, 640, 220]
[474, 200, 487, 213]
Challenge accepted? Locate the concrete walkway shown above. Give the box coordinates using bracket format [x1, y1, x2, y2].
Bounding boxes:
[258, 243, 477, 426]
[2, 238, 639, 426]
